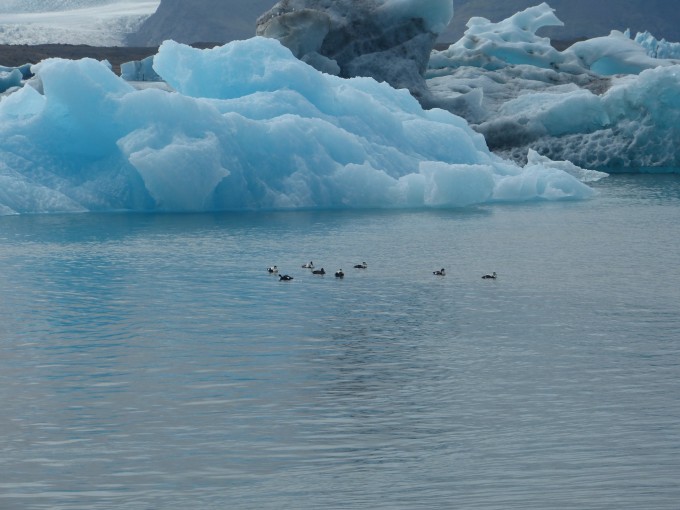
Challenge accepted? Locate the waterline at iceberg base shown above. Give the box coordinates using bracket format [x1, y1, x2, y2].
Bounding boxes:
[0, 36, 602, 216]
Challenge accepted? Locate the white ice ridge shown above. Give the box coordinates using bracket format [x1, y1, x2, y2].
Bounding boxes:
[0, 37, 600, 215]
[635, 31, 680, 60]
[430, 3, 674, 76]
[427, 2, 680, 170]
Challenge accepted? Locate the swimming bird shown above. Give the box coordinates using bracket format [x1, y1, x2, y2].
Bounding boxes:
[302, 261, 314, 269]
[482, 272, 497, 279]
[312, 268, 326, 275]
[335, 269, 344, 278]
[353, 262, 367, 269]
[433, 268, 446, 276]
[279, 274, 294, 281]
[267, 265, 279, 274]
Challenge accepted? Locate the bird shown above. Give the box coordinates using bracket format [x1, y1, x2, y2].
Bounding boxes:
[312, 268, 326, 275]
[433, 268, 446, 276]
[279, 274, 294, 281]
[302, 261, 314, 269]
[482, 272, 497, 279]
[353, 262, 367, 269]
[267, 265, 279, 274]
[335, 269, 344, 278]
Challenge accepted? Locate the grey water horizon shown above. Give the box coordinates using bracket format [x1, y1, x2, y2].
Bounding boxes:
[1, 173, 679, 509]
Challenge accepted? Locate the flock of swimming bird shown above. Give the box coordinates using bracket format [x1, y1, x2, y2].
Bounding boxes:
[267, 262, 498, 281]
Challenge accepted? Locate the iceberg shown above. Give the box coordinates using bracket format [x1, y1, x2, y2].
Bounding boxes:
[428, 2, 680, 171]
[429, 3, 569, 72]
[430, 4, 670, 76]
[120, 55, 162, 82]
[635, 31, 680, 60]
[1, 64, 33, 94]
[0, 68, 24, 94]
[568, 31, 673, 76]
[255, 0, 454, 100]
[251, 0, 680, 172]
[0, 37, 598, 215]
[3, 0, 676, 195]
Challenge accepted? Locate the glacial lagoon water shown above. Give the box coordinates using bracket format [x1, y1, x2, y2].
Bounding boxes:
[1, 174, 679, 509]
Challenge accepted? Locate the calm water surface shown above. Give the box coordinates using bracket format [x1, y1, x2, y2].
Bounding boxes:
[1, 175, 679, 509]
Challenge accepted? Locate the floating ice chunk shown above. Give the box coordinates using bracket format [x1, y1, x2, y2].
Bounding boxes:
[635, 31, 680, 60]
[0, 37, 597, 215]
[0, 68, 23, 94]
[430, 3, 570, 71]
[0, 64, 33, 94]
[0, 63, 33, 81]
[427, 4, 680, 172]
[430, 3, 678, 77]
[568, 30, 676, 76]
[121, 55, 161, 82]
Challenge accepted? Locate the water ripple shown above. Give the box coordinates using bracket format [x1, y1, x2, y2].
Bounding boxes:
[1, 178, 680, 508]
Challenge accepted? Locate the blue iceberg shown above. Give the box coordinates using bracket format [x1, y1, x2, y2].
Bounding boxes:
[635, 31, 680, 60]
[0, 36, 599, 215]
[0, 64, 31, 94]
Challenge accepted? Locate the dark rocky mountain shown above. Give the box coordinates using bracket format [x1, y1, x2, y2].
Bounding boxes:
[127, 0, 277, 46]
[127, 0, 680, 47]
